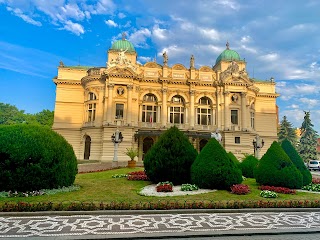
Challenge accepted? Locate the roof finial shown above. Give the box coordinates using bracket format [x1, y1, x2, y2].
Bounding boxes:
[122, 32, 126, 40]
[226, 41, 230, 49]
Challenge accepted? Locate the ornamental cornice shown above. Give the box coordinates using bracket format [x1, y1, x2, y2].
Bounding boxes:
[81, 76, 102, 86]
[247, 85, 260, 93]
[54, 79, 81, 85]
[256, 93, 280, 98]
[140, 78, 159, 83]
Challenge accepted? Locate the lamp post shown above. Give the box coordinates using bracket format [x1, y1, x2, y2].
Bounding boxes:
[253, 135, 264, 159]
[111, 128, 123, 168]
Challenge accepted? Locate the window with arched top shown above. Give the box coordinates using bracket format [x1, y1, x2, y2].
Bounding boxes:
[142, 94, 158, 123]
[88, 92, 97, 100]
[170, 95, 185, 124]
[86, 92, 97, 122]
[197, 97, 212, 125]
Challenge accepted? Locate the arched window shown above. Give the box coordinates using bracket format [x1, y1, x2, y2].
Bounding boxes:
[170, 95, 185, 124]
[86, 92, 97, 122]
[142, 94, 158, 123]
[197, 97, 212, 125]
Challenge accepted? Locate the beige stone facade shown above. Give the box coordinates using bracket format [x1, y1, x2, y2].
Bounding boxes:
[53, 39, 279, 164]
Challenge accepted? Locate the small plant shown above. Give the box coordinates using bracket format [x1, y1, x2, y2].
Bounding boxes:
[124, 147, 138, 161]
[127, 171, 149, 181]
[181, 184, 199, 191]
[230, 184, 250, 195]
[302, 183, 320, 192]
[260, 190, 278, 198]
[156, 181, 173, 192]
[312, 178, 320, 184]
[112, 174, 128, 178]
[259, 185, 296, 194]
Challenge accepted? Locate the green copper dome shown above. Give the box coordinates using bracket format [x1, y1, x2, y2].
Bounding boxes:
[216, 42, 240, 64]
[110, 37, 135, 52]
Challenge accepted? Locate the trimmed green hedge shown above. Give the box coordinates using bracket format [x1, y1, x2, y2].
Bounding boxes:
[281, 139, 312, 186]
[191, 138, 242, 190]
[254, 141, 303, 189]
[240, 155, 259, 178]
[143, 126, 198, 185]
[0, 124, 78, 191]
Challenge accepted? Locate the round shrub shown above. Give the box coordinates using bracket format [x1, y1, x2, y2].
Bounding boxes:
[143, 126, 198, 185]
[0, 124, 78, 191]
[191, 138, 242, 190]
[281, 139, 312, 186]
[239, 155, 259, 178]
[254, 141, 303, 189]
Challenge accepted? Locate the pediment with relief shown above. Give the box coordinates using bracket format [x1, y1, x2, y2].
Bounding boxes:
[104, 67, 136, 78]
[220, 61, 250, 85]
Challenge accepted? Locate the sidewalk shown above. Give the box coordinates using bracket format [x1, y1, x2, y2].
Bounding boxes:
[1, 209, 320, 239]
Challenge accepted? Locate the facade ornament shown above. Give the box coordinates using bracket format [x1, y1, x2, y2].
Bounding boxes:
[59, 61, 64, 67]
[117, 87, 125, 96]
[231, 94, 239, 103]
[127, 85, 134, 90]
[107, 47, 137, 71]
[211, 129, 222, 144]
[107, 83, 115, 89]
[190, 55, 195, 68]
[163, 51, 168, 66]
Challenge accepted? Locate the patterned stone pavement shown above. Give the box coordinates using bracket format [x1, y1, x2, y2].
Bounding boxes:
[1, 211, 320, 239]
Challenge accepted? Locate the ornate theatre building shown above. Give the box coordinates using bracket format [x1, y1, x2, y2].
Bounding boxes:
[53, 36, 279, 163]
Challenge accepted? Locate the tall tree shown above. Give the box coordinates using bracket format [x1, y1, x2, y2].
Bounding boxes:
[299, 111, 318, 162]
[0, 103, 26, 124]
[278, 116, 297, 146]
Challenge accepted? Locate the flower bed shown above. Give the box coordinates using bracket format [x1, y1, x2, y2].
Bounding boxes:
[260, 190, 278, 198]
[230, 184, 250, 195]
[312, 178, 320, 184]
[112, 174, 128, 178]
[301, 183, 320, 192]
[127, 171, 149, 181]
[181, 184, 199, 191]
[259, 186, 296, 194]
[156, 182, 173, 192]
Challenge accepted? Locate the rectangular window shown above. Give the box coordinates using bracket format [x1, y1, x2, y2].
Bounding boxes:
[87, 103, 96, 122]
[235, 137, 240, 144]
[197, 108, 212, 125]
[142, 105, 157, 122]
[170, 107, 184, 124]
[251, 112, 255, 129]
[115, 103, 124, 119]
[231, 110, 238, 125]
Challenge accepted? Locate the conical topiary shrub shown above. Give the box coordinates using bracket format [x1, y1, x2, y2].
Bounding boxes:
[239, 155, 259, 178]
[281, 139, 312, 186]
[191, 138, 242, 190]
[254, 141, 303, 189]
[228, 151, 241, 167]
[143, 126, 198, 185]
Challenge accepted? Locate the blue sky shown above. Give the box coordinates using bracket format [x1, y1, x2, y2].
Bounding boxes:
[0, 0, 319, 132]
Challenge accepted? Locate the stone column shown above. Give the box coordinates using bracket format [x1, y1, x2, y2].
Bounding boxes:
[189, 90, 195, 127]
[224, 91, 230, 130]
[161, 89, 167, 126]
[106, 84, 114, 123]
[216, 89, 220, 128]
[126, 85, 133, 125]
[241, 92, 247, 130]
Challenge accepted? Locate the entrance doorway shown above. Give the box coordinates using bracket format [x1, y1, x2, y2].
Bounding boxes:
[199, 139, 208, 152]
[143, 137, 154, 160]
[84, 135, 91, 160]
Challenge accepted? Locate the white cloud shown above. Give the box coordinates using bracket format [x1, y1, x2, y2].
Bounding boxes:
[138, 56, 152, 63]
[60, 20, 85, 36]
[259, 53, 279, 62]
[299, 98, 319, 109]
[105, 19, 118, 27]
[199, 28, 220, 41]
[129, 28, 152, 47]
[7, 7, 42, 26]
[240, 35, 251, 43]
[118, 12, 126, 19]
[152, 25, 168, 41]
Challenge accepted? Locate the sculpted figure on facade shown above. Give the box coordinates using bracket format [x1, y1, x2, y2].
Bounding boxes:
[190, 55, 195, 68]
[163, 51, 168, 66]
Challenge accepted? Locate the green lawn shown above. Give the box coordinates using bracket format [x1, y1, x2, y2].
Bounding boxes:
[1, 167, 319, 210]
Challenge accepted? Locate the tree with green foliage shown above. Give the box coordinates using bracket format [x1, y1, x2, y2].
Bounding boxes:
[239, 155, 259, 178]
[298, 111, 318, 162]
[0, 124, 77, 191]
[278, 116, 297, 146]
[191, 138, 242, 190]
[0, 103, 26, 124]
[281, 139, 312, 186]
[254, 141, 303, 189]
[143, 126, 198, 185]
[0, 102, 54, 127]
